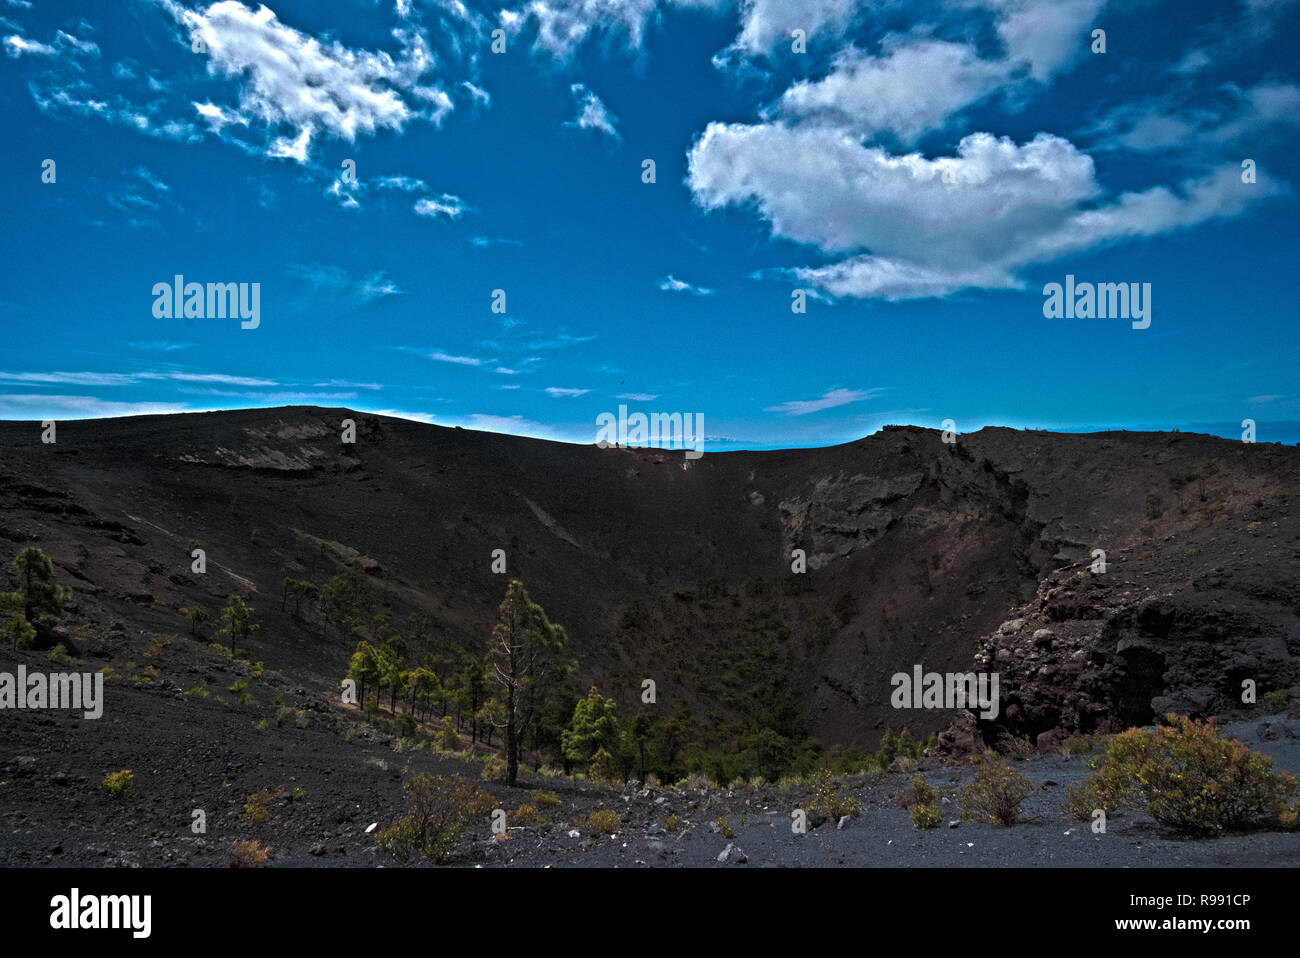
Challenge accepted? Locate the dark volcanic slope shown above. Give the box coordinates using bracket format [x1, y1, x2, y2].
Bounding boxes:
[0, 406, 1297, 752]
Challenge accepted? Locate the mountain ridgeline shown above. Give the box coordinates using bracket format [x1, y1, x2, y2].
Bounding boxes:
[1, 406, 1297, 780]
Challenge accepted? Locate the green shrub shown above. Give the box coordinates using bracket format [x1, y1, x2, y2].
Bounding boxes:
[48, 643, 78, 665]
[437, 716, 460, 751]
[1062, 781, 1102, 822]
[480, 753, 507, 782]
[996, 732, 1037, 761]
[244, 786, 284, 825]
[589, 747, 617, 783]
[911, 802, 942, 828]
[1260, 690, 1290, 715]
[531, 789, 562, 810]
[580, 809, 621, 834]
[5, 616, 36, 651]
[376, 773, 498, 863]
[101, 770, 134, 799]
[1060, 734, 1098, 757]
[395, 712, 418, 739]
[908, 773, 943, 828]
[808, 768, 862, 819]
[227, 839, 270, 867]
[960, 752, 1033, 825]
[229, 680, 252, 706]
[1069, 714, 1298, 835]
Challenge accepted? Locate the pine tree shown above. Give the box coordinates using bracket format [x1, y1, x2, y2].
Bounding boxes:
[487, 580, 572, 786]
[218, 595, 258, 656]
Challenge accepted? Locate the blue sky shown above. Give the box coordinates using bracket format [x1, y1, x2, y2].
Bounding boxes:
[2, 0, 1298, 449]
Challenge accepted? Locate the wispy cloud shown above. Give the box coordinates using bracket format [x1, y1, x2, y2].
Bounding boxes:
[545, 386, 589, 398]
[471, 235, 523, 248]
[617, 392, 659, 402]
[375, 174, 427, 192]
[144, 372, 277, 387]
[765, 388, 880, 416]
[428, 351, 485, 366]
[566, 83, 619, 139]
[658, 274, 714, 296]
[413, 194, 467, 219]
[158, 0, 452, 164]
[0, 371, 137, 387]
[0, 370, 277, 387]
[0, 394, 191, 419]
[128, 340, 193, 352]
[287, 263, 403, 303]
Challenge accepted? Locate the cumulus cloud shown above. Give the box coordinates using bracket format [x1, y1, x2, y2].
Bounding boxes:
[689, 123, 1278, 300]
[778, 40, 1010, 144]
[977, 0, 1105, 82]
[729, 0, 859, 57]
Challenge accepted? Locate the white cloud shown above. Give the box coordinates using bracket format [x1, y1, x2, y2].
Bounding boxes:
[1094, 82, 1300, 153]
[375, 174, 428, 191]
[765, 388, 878, 416]
[287, 263, 404, 303]
[976, 0, 1105, 83]
[193, 100, 247, 133]
[729, 0, 858, 57]
[0, 371, 138, 387]
[566, 83, 620, 139]
[145, 372, 277, 386]
[428, 351, 484, 366]
[470, 235, 522, 248]
[617, 392, 659, 401]
[268, 125, 312, 163]
[500, 0, 660, 59]
[658, 274, 714, 295]
[462, 413, 565, 441]
[690, 125, 1096, 260]
[160, 0, 446, 163]
[778, 40, 1010, 144]
[460, 80, 490, 107]
[413, 194, 467, 218]
[545, 386, 589, 397]
[0, 395, 192, 419]
[4, 28, 98, 59]
[3, 34, 56, 57]
[689, 121, 1280, 300]
[369, 407, 436, 423]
